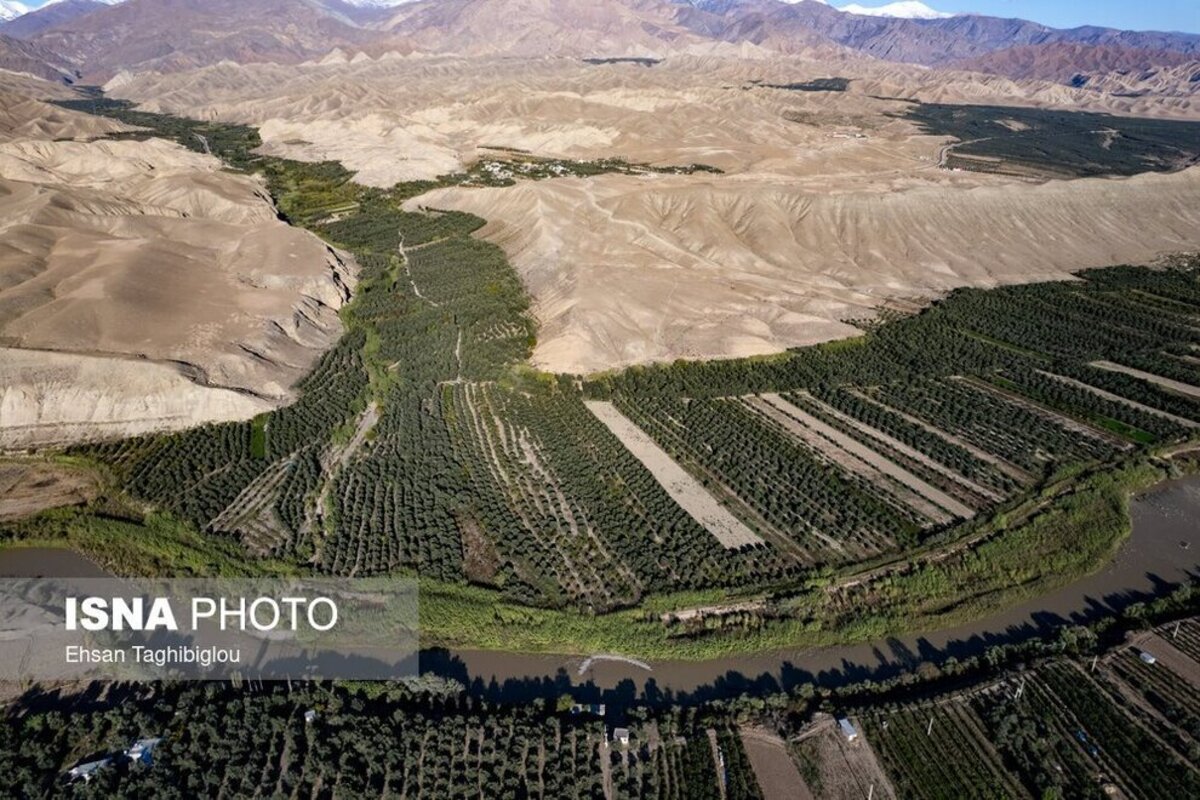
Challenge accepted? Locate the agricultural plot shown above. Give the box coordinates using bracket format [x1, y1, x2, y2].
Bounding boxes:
[788, 716, 896, 800]
[585, 401, 762, 550]
[612, 394, 918, 566]
[872, 378, 1118, 477]
[1034, 371, 1199, 433]
[871, 651, 1200, 800]
[53, 100, 1200, 621]
[608, 719, 762, 800]
[1030, 662, 1200, 799]
[755, 392, 976, 521]
[449, 385, 642, 609]
[1162, 619, 1200, 663]
[904, 102, 1200, 178]
[1107, 646, 1200, 745]
[863, 697, 1030, 800]
[2, 680, 775, 800]
[1092, 360, 1200, 402]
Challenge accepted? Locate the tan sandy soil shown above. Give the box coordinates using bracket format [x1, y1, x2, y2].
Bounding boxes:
[792, 714, 897, 800]
[739, 725, 815, 800]
[0, 458, 99, 521]
[0, 76, 357, 448]
[584, 400, 762, 549]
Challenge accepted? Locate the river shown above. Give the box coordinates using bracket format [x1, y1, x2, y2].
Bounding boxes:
[4, 475, 1199, 704]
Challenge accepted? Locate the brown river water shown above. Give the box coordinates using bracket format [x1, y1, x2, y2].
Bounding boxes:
[4, 475, 1199, 704]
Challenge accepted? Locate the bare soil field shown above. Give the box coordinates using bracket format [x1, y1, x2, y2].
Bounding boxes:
[0, 459, 99, 522]
[584, 401, 762, 549]
[791, 715, 896, 800]
[739, 726, 814, 800]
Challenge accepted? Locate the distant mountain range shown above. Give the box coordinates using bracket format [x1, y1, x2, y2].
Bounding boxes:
[0, 0, 1196, 86]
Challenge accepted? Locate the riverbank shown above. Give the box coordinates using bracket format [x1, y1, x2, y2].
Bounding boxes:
[4, 458, 1195, 677]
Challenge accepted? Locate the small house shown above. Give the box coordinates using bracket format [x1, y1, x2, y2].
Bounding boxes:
[305, 709, 319, 723]
[612, 727, 630, 746]
[125, 737, 162, 766]
[837, 718, 859, 742]
[67, 758, 111, 783]
[1140, 651, 1158, 665]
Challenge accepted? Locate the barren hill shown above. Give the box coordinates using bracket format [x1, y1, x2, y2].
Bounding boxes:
[951, 43, 1200, 97]
[0, 0, 106, 40]
[0, 33, 75, 82]
[417, 167, 1200, 374]
[0, 77, 356, 448]
[376, 0, 713, 57]
[14, 0, 1200, 79]
[30, 0, 377, 80]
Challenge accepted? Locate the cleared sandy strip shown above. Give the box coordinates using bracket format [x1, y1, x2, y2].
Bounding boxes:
[758, 394, 975, 520]
[1038, 371, 1200, 429]
[584, 401, 762, 549]
[1092, 360, 1200, 401]
[797, 391, 1002, 504]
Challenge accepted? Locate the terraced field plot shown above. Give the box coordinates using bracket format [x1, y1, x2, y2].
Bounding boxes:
[862, 635, 1200, 800]
[864, 696, 1029, 800]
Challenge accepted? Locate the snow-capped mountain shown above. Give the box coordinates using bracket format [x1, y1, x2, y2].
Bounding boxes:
[839, 2, 953, 19]
[0, 0, 30, 22]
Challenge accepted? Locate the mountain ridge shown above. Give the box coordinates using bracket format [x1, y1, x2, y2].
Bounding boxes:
[8, 0, 1200, 84]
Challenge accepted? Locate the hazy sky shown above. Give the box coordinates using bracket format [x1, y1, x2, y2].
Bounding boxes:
[835, 0, 1200, 33]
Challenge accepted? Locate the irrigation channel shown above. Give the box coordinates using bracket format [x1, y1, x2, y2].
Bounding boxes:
[4, 475, 1199, 704]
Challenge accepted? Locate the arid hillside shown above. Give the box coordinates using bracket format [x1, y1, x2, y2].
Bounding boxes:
[418, 167, 1200, 373]
[100, 52, 1200, 373]
[0, 76, 356, 448]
